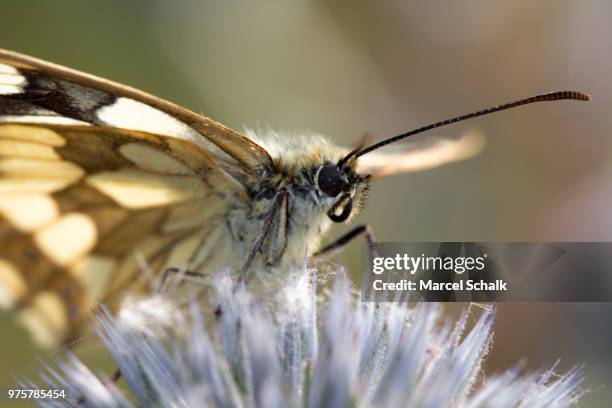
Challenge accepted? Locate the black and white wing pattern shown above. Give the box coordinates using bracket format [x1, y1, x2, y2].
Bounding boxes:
[0, 49, 269, 347]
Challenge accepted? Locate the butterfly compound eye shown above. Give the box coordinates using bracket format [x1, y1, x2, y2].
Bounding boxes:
[317, 164, 346, 197]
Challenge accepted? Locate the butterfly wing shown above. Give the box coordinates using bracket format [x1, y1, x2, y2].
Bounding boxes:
[356, 130, 485, 178]
[0, 48, 273, 176]
[0, 50, 264, 347]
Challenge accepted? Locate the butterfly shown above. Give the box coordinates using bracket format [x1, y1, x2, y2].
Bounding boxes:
[0, 49, 589, 348]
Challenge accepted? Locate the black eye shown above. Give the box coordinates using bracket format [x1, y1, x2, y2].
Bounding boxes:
[317, 164, 346, 197]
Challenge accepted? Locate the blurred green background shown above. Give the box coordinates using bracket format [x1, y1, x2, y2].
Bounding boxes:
[0, 1, 611, 406]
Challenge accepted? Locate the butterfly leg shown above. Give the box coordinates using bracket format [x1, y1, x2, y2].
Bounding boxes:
[313, 224, 375, 260]
[158, 267, 207, 292]
[240, 189, 288, 283]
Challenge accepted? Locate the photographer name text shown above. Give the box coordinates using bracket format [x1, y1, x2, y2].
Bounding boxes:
[372, 279, 508, 292]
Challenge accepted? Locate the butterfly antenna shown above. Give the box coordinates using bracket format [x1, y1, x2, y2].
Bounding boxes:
[340, 91, 590, 164]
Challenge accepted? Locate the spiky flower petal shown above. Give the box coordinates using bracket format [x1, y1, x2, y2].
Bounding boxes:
[29, 268, 583, 408]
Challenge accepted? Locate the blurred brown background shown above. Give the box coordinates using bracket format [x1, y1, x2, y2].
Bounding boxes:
[0, 1, 610, 406]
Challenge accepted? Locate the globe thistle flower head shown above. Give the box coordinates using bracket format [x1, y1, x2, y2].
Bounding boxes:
[28, 266, 584, 408]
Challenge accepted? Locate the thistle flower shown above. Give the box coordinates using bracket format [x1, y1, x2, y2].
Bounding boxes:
[27, 267, 584, 408]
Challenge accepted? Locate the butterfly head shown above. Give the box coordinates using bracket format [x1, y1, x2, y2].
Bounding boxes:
[315, 159, 370, 223]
